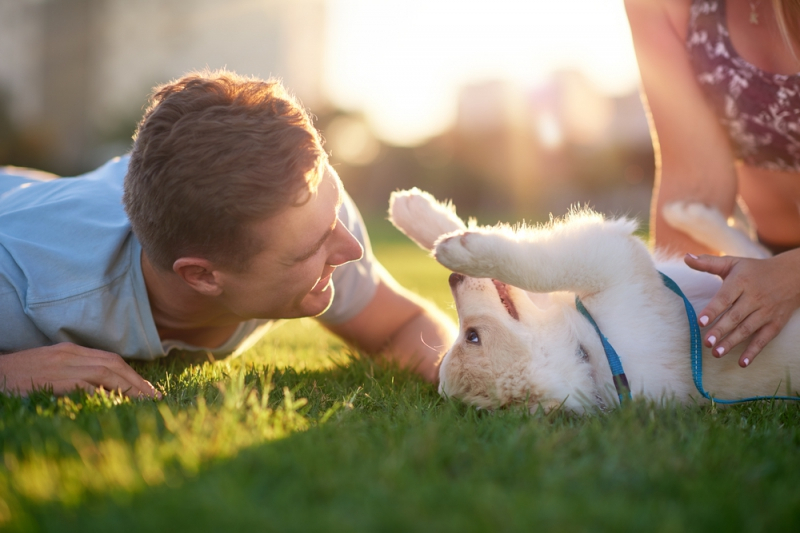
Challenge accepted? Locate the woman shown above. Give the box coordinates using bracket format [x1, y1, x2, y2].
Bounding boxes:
[625, 0, 800, 367]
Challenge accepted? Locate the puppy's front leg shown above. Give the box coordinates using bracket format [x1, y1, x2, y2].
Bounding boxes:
[435, 213, 651, 295]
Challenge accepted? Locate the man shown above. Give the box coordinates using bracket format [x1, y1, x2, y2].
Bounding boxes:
[0, 70, 455, 398]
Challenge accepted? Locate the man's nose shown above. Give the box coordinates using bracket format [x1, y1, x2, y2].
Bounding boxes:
[329, 219, 364, 267]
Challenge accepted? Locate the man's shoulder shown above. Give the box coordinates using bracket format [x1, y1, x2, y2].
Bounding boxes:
[0, 155, 136, 303]
[0, 155, 129, 202]
[0, 156, 162, 357]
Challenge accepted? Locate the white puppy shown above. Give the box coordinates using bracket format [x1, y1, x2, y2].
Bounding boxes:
[389, 189, 799, 412]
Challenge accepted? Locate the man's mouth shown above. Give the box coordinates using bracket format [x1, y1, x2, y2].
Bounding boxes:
[311, 268, 336, 293]
[492, 279, 519, 320]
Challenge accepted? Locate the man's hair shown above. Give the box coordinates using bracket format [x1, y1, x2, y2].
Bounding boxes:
[123, 69, 326, 272]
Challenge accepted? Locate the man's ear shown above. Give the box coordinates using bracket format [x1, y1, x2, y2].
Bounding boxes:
[173, 258, 224, 296]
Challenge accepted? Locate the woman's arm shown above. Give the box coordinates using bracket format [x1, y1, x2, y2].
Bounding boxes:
[625, 0, 738, 255]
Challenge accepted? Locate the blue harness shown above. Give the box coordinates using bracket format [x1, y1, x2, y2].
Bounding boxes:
[576, 272, 800, 405]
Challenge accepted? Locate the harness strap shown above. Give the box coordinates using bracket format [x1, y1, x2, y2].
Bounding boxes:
[574, 297, 632, 404]
[576, 272, 800, 405]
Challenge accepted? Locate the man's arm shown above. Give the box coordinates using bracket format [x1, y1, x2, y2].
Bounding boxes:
[0, 343, 161, 398]
[324, 267, 456, 383]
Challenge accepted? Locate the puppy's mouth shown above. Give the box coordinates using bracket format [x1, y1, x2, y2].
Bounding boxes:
[492, 280, 519, 320]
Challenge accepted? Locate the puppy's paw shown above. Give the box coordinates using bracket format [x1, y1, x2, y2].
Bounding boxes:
[389, 189, 440, 229]
[434, 231, 506, 277]
[663, 201, 771, 259]
[663, 202, 728, 233]
[389, 188, 466, 251]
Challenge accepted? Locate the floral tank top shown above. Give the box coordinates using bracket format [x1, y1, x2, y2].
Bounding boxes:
[687, 0, 800, 172]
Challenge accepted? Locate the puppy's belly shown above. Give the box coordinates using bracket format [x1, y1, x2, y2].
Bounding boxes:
[702, 339, 800, 398]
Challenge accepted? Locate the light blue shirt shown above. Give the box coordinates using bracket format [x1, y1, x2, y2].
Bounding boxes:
[0, 157, 380, 359]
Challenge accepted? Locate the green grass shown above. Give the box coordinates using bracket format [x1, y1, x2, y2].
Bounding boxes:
[1, 231, 799, 532]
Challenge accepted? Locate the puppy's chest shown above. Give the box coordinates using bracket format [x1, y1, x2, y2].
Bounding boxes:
[573, 291, 691, 378]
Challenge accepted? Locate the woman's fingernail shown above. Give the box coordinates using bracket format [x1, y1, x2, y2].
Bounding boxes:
[707, 335, 716, 347]
[687, 253, 698, 259]
[716, 346, 725, 356]
[700, 315, 709, 326]
[743, 358, 750, 367]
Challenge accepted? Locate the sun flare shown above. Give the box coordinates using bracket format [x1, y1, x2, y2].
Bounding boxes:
[325, 0, 639, 145]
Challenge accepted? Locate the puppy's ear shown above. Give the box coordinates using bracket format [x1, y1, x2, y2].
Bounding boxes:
[389, 188, 467, 251]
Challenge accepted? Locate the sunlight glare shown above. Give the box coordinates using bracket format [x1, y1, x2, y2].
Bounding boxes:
[325, 115, 381, 166]
[537, 112, 563, 150]
[325, 0, 638, 146]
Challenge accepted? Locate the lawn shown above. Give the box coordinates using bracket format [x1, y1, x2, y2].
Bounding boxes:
[1, 218, 799, 532]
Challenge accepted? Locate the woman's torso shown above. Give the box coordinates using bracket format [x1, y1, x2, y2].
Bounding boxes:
[685, 0, 800, 247]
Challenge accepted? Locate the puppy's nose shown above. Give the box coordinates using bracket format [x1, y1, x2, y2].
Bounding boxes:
[449, 273, 465, 288]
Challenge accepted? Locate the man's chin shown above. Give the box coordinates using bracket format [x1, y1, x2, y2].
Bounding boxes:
[306, 283, 336, 318]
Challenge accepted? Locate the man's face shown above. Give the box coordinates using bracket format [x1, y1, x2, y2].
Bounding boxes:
[218, 165, 364, 320]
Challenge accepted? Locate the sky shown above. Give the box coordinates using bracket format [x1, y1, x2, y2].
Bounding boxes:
[323, 0, 641, 146]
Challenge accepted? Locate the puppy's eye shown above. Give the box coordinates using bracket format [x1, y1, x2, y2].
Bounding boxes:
[465, 328, 481, 345]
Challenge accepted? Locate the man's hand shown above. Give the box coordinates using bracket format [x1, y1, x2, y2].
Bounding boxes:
[0, 343, 161, 398]
[685, 250, 800, 367]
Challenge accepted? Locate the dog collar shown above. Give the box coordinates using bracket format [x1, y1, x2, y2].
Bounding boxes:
[577, 271, 800, 406]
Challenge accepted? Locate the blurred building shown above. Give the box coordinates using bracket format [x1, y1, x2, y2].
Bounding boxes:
[0, 0, 326, 175]
[326, 72, 654, 225]
[442, 71, 653, 220]
[454, 80, 539, 215]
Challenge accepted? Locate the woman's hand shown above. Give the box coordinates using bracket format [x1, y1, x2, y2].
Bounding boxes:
[685, 250, 800, 367]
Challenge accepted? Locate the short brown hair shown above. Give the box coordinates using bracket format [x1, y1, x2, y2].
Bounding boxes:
[123, 69, 326, 271]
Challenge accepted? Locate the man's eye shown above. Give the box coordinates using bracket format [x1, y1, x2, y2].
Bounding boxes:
[465, 328, 480, 345]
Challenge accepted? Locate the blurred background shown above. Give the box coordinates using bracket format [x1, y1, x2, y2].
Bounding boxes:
[0, 0, 653, 225]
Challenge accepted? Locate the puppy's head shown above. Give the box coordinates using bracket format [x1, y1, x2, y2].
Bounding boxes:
[439, 274, 587, 412]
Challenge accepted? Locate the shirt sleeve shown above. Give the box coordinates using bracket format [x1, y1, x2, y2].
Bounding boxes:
[0, 246, 50, 353]
[316, 188, 382, 326]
